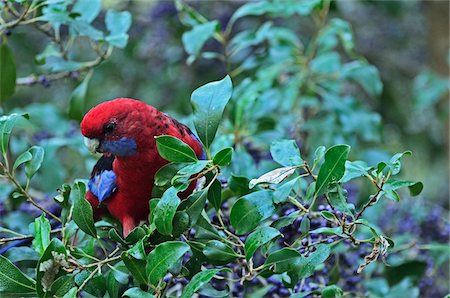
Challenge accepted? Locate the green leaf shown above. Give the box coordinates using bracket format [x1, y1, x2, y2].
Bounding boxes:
[121, 252, 147, 285]
[270, 139, 303, 166]
[203, 240, 237, 263]
[105, 10, 132, 48]
[72, 181, 97, 238]
[0, 41, 16, 101]
[342, 160, 370, 183]
[384, 180, 423, 197]
[25, 146, 45, 180]
[0, 113, 29, 156]
[181, 268, 230, 298]
[172, 211, 190, 237]
[182, 21, 219, 62]
[123, 287, 155, 298]
[300, 216, 310, 235]
[36, 238, 67, 297]
[309, 227, 345, 237]
[128, 239, 146, 260]
[315, 145, 350, 196]
[273, 176, 300, 204]
[249, 166, 297, 188]
[51, 275, 75, 298]
[191, 75, 233, 149]
[327, 183, 353, 215]
[155, 135, 198, 162]
[154, 162, 186, 186]
[153, 187, 180, 235]
[312, 146, 326, 169]
[62, 287, 77, 298]
[297, 244, 331, 278]
[13, 150, 32, 171]
[322, 285, 344, 298]
[343, 61, 382, 97]
[321, 211, 335, 222]
[388, 151, 412, 175]
[146, 241, 190, 285]
[183, 189, 208, 227]
[208, 179, 222, 211]
[73, 0, 101, 23]
[230, 190, 275, 234]
[32, 214, 51, 255]
[245, 227, 281, 260]
[213, 147, 233, 166]
[0, 255, 35, 294]
[68, 70, 92, 121]
[194, 213, 222, 240]
[172, 161, 208, 191]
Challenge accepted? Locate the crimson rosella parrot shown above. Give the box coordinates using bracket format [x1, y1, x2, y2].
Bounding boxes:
[80, 98, 205, 236]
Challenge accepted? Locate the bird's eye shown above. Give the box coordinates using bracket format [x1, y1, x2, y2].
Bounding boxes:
[104, 122, 116, 134]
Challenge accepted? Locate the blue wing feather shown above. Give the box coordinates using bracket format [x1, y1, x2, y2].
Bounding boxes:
[88, 154, 117, 203]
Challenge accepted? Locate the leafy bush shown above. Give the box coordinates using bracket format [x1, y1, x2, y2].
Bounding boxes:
[0, 1, 448, 298]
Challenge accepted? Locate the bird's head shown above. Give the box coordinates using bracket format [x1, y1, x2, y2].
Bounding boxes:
[80, 98, 152, 157]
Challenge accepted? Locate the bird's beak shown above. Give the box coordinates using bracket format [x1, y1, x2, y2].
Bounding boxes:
[84, 137, 100, 154]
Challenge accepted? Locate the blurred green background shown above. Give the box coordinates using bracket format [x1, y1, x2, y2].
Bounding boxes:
[6, 0, 448, 201]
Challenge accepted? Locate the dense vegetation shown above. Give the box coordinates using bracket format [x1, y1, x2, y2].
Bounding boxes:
[0, 1, 448, 297]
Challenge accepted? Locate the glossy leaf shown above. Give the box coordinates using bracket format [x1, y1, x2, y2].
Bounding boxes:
[25, 146, 45, 180]
[342, 160, 370, 183]
[322, 285, 344, 298]
[273, 177, 300, 204]
[13, 150, 32, 171]
[121, 252, 147, 285]
[213, 147, 233, 166]
[154, 163, 186, 186]
[153, 187, 180, 235]
[208, 179, 222, 211]
[0, 41, 16, 101]
[230, 190, 275, 234]
[146, 241, 190, 286]
[123, 287, 155, 298]
[245, 227, 281, 260]
[270, 139, 303, 166]
[50, 275, 75, 298]
[327, 183, 353, 215]
[181, 268, 230, 298]
[0, 255, 35, 294]
[191, 75, 233, 149]
[72, 181, 97, 238]
[155, 135, 198, 162]
[32, 214, 51, 256]
[203, 240, 238, 263]
[315, 145, 350, 196]
[184, 189, 208, 226]
[0, 113, 29, 156]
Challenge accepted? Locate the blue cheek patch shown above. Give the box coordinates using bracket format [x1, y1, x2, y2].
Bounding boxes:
[88, 170, 117, 203]
[102, 137, 137, 157]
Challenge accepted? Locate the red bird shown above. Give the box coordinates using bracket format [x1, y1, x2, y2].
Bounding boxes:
[80, 98, 205, 236]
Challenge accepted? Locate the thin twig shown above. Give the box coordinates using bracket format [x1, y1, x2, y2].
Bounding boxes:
[0, 163, 61, 222]
[0, 228, 62, 244]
